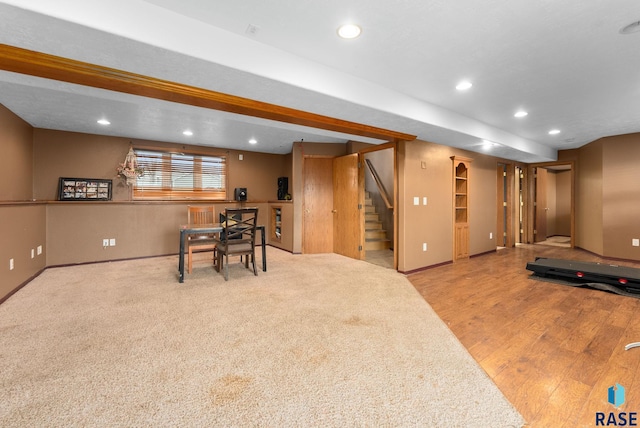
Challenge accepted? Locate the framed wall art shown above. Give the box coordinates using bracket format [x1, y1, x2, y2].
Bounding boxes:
[57, 177, 112, 201]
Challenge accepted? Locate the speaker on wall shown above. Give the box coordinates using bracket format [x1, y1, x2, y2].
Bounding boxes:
[277, 177, 289, 200]
[234, 187, 247, 201]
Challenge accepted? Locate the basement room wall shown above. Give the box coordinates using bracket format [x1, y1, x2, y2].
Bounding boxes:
[32, 129, 287, 266]
[560, 142, 604, 255]
[555, 170, 571, 236]
[601, 133, 640, 261]
[32, 129, 288, 202]
[397, 139, 498, 272]
[0, 104, 46, 301]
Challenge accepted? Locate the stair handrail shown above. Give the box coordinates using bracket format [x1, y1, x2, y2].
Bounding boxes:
[365, 159, 393, 209]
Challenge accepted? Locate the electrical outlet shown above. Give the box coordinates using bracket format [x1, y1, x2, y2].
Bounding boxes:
[9, 258, 14, 270]
[37, 245, 42, 255]
[103, 239, 109, 247]
[423, 197, 427, 205]
[109, 238, 116, 246]
[633, 239, 640, 247]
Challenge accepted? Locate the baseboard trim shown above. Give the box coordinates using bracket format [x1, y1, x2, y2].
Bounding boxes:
[0, 268, 46, 305]
[471, 249, 498, 258]
[400, 260, 453, 275]
[575, 246, 640, 265]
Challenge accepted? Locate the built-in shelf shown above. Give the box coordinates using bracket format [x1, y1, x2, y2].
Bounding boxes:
[452, 156, 472, 260]
[271, 206, 282, 243]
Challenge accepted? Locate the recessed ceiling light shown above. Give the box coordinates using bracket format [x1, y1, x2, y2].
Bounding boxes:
[97, 119, 110, 125]
[337, 24, 361, 39]
[482, 140, 499, 150]
[514, 111, 528, 118]
[248, 138, 257, 145]
[183, 130, 193, 136]
[620, 20, 640, 35]
[548, 129, 561, 135]
[456, 81, 472, 91]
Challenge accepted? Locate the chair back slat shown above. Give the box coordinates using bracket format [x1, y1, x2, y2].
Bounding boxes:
[188, 206, 215, 224]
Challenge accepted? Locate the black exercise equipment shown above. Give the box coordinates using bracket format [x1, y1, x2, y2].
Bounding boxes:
[526, 257, 640, 298]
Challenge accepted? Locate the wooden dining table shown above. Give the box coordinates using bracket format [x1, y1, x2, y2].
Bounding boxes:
[178, 223, 266, 283]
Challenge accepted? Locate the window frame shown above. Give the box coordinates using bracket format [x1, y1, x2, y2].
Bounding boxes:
[132, 147, 228, 200]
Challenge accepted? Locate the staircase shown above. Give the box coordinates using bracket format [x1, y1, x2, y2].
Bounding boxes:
[364, 191, 391, 250]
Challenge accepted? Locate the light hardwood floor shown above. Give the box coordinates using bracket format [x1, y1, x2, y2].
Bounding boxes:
[408, 244, 640, 427]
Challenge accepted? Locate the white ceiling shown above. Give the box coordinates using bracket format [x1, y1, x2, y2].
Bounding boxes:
[1, 0, 639, 162]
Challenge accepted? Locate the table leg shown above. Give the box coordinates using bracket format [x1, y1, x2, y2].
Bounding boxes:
[178, 230, 186, 283]
[261, 226, 267, 272]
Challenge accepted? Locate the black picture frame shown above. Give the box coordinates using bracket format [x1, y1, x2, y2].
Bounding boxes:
[57, 177, 112, 201]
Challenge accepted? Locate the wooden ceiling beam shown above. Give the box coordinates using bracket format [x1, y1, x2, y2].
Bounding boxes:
[0, 44, 416, 143]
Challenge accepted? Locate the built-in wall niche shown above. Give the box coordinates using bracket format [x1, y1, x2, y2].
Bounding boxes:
[455, 163, 468, 223]
[271, 206, 282, 243]
[451, 156, 472, 260]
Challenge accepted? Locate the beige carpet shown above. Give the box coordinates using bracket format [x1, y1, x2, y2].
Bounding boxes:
[535, 235, 571, 248]
[0, 248, 524, 427]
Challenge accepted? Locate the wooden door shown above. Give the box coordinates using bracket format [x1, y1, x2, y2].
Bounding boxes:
[496, 165, 506, 247]
[303, 157, 334, 253]
[535, 167, 548, 242]
[333, 154, 363, 260]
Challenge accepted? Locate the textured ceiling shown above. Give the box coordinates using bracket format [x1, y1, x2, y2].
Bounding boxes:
[1, 0, 639, 162]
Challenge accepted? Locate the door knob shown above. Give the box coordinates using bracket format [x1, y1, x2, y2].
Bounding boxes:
[331, 209, 337, 213]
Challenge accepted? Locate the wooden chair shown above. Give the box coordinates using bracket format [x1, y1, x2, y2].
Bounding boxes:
[187, 206, 217, 274]
[214, 208, 258, 281]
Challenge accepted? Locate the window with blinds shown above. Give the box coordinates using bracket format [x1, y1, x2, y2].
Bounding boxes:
[133, 149, 227, 200]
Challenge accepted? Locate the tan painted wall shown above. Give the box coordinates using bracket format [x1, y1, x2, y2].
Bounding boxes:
[45, 201, 271, 266]
[572, 141, 604, 254]
[33, 129, 288, 202]
[570, 133, 640, 260]
[398, 139, 498, 272]
[30, 128, 288, 267]
[0, 106, 46, 300]
[0, 205, 47, 299]
[471, 152, 502, 255]
[0, 104, 33, 200]
[602, 134, 640, 260]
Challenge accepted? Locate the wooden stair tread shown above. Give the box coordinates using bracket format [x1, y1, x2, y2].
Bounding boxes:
[364, 189, 391, 251]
